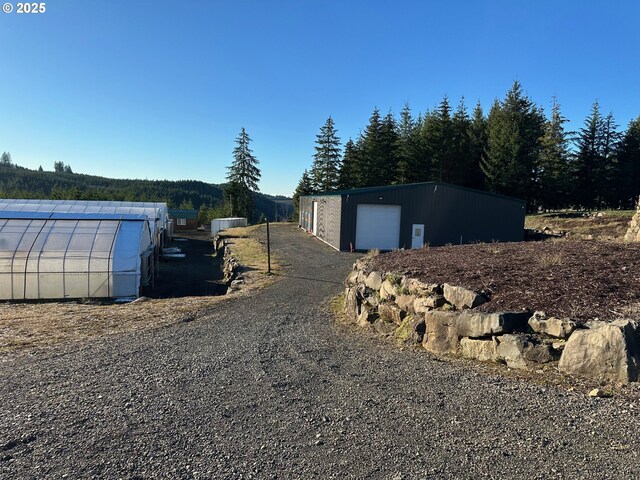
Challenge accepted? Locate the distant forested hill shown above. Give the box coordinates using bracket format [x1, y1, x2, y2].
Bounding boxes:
[0, 164, 292, 222]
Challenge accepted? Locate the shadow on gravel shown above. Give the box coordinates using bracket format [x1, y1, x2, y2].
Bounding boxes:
[272, 273, 345, 285]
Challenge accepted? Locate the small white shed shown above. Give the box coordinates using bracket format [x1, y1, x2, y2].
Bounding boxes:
[211, 217, 248, 236]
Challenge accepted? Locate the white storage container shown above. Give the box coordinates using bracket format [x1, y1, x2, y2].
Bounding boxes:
[211, 217, 248, 236]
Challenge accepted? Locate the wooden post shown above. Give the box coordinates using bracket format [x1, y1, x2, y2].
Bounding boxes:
[266, 218, 271, 274]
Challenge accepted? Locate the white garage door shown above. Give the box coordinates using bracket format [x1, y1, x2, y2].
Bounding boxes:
[355, 204, 401, 251]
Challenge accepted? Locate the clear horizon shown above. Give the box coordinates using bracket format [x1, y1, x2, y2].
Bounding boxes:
[1, 0, 639, 196]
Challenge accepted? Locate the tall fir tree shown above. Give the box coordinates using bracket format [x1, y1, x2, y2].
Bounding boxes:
[395, 104, 416, 184]
[450, 98, 475, 187]
[426, 96, 454, 182]
[379, 111, 399, 185]
[359, 108, 385, 186]
[0, 152, 11, 166]
[310, 116, 342, 192]
[572, 102, 605, 209]
[467, 102, 488, 190]
[616, 116, 640, 208]
[481, 81, 544, 208]
[338, 138, 360, 189]
[538, 98, 571, 210]
[292, 169, 314, 220]
[599, 112, 622, 207]
[226, 127, 261, 220]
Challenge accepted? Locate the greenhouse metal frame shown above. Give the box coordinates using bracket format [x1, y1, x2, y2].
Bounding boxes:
[0, 211, 154, 300]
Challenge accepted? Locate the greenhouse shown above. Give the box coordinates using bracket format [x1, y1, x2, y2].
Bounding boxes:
[0, 199, 169, 246]
[0, 212, 154, 300]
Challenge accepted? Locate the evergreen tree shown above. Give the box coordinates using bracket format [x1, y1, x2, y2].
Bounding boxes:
[599, 112, 622, 207]
[538, 98, 571, 209]
[450, 98, 475, 187]
[63, 164, 73, 174]
[226, 127, 261, 220]
[293, 169, 314, 220]
[38, 165, 43, 172]
[338, 138, 360, 189]
[572, 102, 606, 209]
[395, 104, 416, 184]
[426, 96, 454, 182]
[467, 102, 488, 190]
[359, 108, 385, 186]
[417, 110, 439, 182]
[481, 82, 544, 207]
[0, 152, 11, 166]
[379, 111, 399, 184]
[54, 161, 64, 173]
[310, 117, 342, 191]
[616, 116, 640, 208]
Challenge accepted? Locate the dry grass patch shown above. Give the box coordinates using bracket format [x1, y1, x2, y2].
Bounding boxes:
[218, 223, 282, 274]
[0, 296, 230, 356]
[526, 210, 635, 240]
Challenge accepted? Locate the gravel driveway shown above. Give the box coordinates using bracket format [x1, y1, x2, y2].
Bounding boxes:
[2, 224, 640, 479]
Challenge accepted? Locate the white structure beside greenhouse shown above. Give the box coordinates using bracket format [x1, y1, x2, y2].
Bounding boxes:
[211, 217, 247, 236]
[0, 211, 154, 300]
[0, 199, 170, 246]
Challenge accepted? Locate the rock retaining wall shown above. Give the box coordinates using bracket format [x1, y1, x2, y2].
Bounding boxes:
[213, 235, 244, 292]
[624, 196, 640, 242]
[344, 259, 640, 384]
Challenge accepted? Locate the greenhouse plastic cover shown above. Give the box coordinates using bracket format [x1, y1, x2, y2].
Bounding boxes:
[0, 199, 168, 231]
[0, 212, 152, 300]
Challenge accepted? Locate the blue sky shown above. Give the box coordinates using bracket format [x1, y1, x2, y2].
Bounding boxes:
[1, 1, 639, 196]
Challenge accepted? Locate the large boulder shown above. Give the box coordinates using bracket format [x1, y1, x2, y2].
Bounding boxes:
[460, 337, 498, 362]
[413, 295, 447, 314]
[345, 270, 359, 286]
[365, 271, 383, 290]
[406, 279, 441, 296]
[558, 320, 640, 383]
[344, 287, 359, 321]
[423, 311, 459, 355]
[395, 294, 416, 313]
[495, 334, 557, 369]
[379, 280, 398, 300]
[378, 302, 405, 325]
[394, 315, 426, 345]
[456, 311, 530, 338]
[357, 304, 378, 328]
[373, 319, 397, 336]
[528, 311, 576, 339]
[443, 284, 487, 310]
[624, 197, 640, 242]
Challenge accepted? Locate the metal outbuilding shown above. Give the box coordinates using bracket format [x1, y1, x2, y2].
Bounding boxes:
[0, 211, 154, 300]
[299, 182, 526, 251]
[211, 217, 248, 237]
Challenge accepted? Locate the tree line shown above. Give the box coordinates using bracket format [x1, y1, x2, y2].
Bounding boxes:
[0, 154, 287, 223]
[294, 81, 640, 214]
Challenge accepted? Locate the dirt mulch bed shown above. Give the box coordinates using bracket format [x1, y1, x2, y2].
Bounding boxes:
[369, 239, 640, 323]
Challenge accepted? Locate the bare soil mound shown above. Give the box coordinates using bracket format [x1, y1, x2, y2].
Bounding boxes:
[370, 239, 640, 323]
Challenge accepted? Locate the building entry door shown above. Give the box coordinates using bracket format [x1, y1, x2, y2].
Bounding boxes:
[411, 224, 424, 249]
[312, 201, 318, 235]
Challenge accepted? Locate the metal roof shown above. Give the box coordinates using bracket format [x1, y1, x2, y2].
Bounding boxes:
[0, 211, 148, 221]
[301, 181, 526, 204]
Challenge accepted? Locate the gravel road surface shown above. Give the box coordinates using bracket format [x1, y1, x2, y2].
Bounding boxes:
[2, 224, 640, 479]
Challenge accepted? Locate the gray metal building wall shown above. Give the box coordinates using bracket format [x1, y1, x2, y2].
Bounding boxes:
[423, 183, 525, 246]
[338, 183, 524, 250]
[339, 184, 427, 250]
[299, 195, 342, 250]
